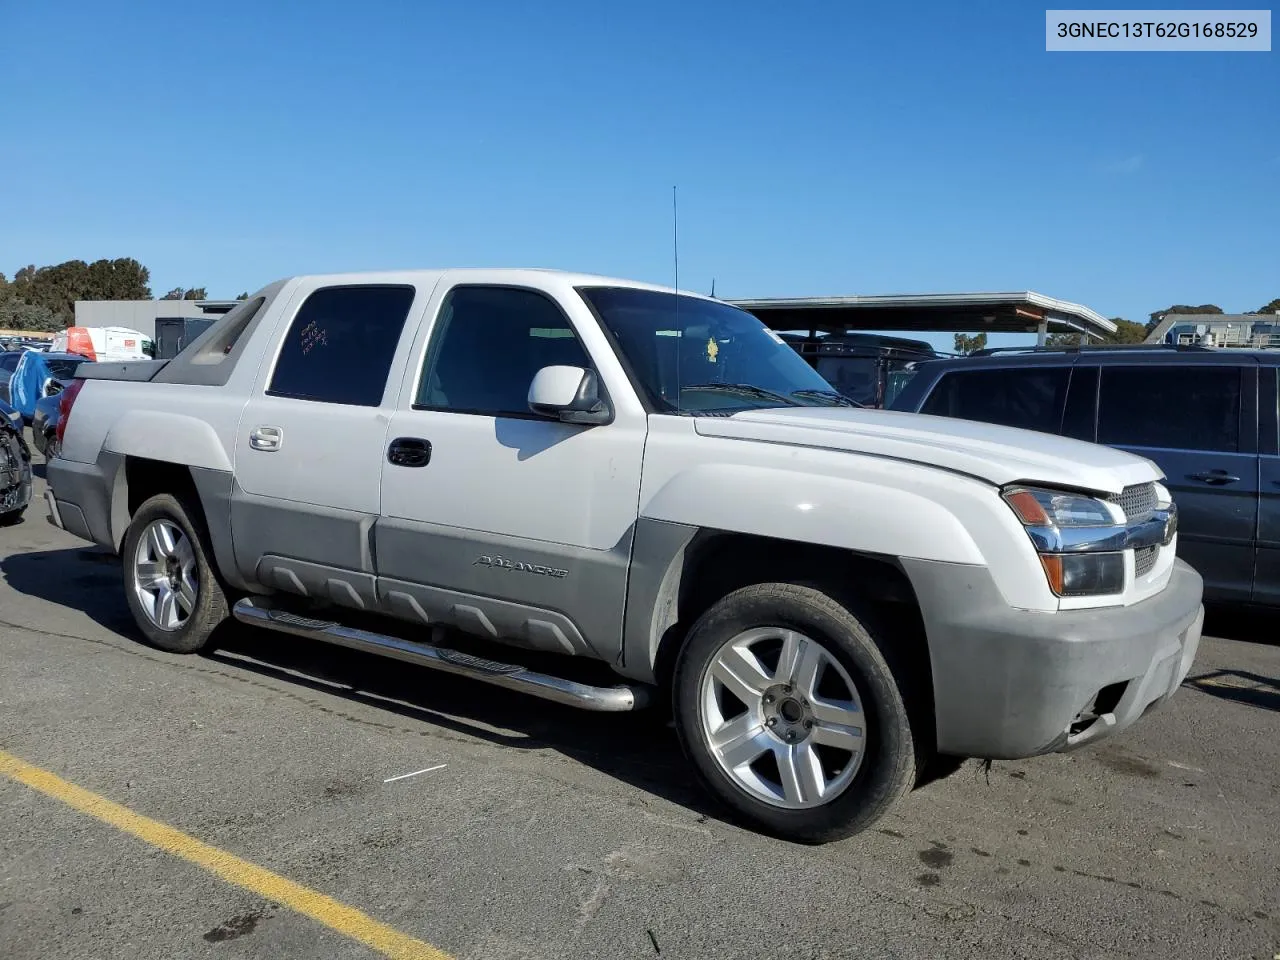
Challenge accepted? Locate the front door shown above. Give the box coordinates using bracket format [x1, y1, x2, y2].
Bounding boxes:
[231, 281, 423, 608]
[1095, 362, 1259, 602]
[376, 283, 646, 657]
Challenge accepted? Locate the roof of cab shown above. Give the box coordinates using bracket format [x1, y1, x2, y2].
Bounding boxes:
[270, 268, 725, 304]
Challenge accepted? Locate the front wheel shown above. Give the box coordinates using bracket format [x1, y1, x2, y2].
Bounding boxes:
[121, 493, 228, 654]
[673, 583, 919, 843]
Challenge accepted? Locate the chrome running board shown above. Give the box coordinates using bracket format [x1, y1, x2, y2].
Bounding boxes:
[232, 598, 649, 712]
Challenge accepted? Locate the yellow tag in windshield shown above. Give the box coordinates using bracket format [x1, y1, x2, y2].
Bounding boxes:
[706, 337, 719, 363]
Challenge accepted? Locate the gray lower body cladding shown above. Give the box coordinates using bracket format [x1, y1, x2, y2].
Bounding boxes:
[903, 556, 1204, 759]
[45, 455, 112, 544]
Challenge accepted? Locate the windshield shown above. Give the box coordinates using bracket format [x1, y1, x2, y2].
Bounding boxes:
[577, 287, 849, 414]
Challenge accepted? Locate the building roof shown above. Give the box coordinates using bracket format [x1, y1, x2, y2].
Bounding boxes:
[728, 291, 1116, 337]
[1145, 312, 1280, 344]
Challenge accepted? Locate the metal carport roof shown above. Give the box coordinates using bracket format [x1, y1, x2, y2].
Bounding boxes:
[728, 291, 1115, 339]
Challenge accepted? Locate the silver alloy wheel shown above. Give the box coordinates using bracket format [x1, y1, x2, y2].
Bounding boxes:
[699, 627, 867, 809]
[132, 519, 198, 632]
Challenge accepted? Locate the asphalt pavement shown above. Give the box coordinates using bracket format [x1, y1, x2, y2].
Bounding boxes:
[2, 446, 1278, 960]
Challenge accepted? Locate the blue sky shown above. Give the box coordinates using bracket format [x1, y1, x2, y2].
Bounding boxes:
[1, 0, 1276, 348]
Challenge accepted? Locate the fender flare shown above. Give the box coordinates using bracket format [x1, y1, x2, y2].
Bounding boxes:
[615, 464, 989, 684]
[102, 411, 233, 473]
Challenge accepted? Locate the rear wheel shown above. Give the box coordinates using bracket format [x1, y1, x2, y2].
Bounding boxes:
[673, 583, 919, 843]
[122, 494, 227, 653]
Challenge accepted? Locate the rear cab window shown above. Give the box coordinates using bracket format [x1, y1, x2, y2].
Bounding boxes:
[267, 285, 416, 406]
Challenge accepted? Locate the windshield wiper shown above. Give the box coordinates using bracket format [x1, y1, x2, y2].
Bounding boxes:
[790, 389, 861, 407]
[679, 383, 799, 406]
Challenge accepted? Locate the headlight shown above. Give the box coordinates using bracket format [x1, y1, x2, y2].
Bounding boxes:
[1002, 485, 1127, 598]
[1002, 487, 1123, 527]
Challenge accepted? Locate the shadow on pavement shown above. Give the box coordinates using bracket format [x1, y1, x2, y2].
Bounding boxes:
[3, 544, 967, 830]
[0, 546, 726, 826]
[0, 546, 136, 635]
[204, 624, 723, 820]
[1184, 668, 1280, 712]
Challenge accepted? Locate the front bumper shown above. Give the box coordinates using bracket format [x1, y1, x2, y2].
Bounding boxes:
[903, 557, 1204, 759]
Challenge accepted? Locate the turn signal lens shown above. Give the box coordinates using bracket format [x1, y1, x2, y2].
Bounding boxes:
[1039, 553, 1125, 597]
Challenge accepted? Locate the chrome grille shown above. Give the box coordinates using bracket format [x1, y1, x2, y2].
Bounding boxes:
[1134, 545, 1159, 577]
[1108, 482, 1158, 524]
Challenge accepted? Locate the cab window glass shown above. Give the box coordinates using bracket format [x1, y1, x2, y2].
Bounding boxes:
[416, 286, 591, 416]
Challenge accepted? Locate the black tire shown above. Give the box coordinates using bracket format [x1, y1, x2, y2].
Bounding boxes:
[121, 493, 228, 654]
[0, 507, 24, 527]
[673, 583, 919, 844]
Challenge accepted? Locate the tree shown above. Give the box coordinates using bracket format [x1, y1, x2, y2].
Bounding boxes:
[1256, 298, 1280, 315]
[1108, 318, 1148, 343]
[162, 286, 209, 300]
[954, 332, 987, 355]
[0, 296, 62, 333]
[10, 258, 151, 321]
[1046, 317, 1148, 348]
[235, 292, 249, 300]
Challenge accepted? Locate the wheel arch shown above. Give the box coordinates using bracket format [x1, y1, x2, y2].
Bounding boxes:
[622, 525, 934, 749]
[111, 455, 246, 591]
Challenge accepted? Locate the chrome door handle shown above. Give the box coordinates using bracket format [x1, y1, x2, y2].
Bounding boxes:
[249, 426, 282, 452]
[1188, 470, 1240, 485]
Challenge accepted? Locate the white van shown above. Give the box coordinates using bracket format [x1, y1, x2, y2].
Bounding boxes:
[51, 326, 155, 363]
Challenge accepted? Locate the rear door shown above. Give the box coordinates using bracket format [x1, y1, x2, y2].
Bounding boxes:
[1254, 365, 1280, 604]
[1094, 360, 1258, 602]
[230, 281, 425, 608]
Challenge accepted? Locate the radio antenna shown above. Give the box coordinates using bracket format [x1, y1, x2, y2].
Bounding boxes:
[673, 184, 681, 415]
[672, 185, 679, 294]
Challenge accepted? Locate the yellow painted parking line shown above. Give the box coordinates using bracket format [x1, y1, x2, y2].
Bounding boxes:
[0, 749, 452, 960]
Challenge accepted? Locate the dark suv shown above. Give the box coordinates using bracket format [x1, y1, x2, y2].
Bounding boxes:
[891, 346, 1280, 605]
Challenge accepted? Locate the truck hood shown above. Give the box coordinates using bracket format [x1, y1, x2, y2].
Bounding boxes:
[693, 407, 1161, 495]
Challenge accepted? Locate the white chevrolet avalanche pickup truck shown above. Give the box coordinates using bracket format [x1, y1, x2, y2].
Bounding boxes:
[46, 269, 1204, 842]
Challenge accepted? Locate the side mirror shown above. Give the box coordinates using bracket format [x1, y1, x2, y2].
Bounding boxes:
[528, 365, 612, 425]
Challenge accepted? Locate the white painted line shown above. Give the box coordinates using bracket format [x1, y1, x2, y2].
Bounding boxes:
[383, 764, 447, 783]
[1166, 760, 1205, 773]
